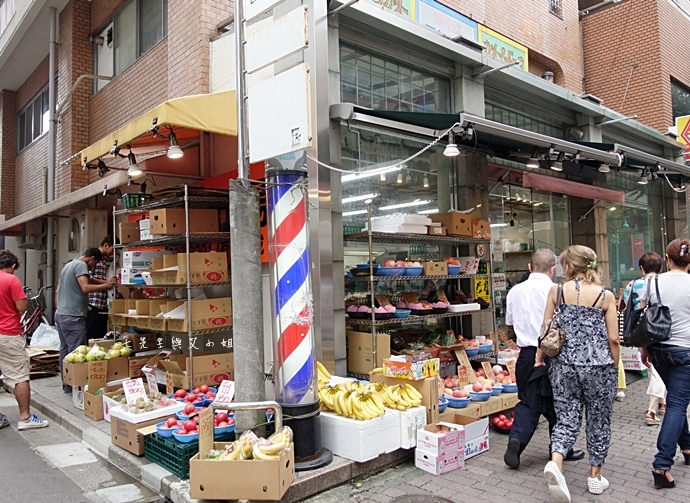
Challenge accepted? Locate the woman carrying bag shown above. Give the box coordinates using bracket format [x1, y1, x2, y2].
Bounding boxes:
[640, 238, 690, 489]
[537, 245, 620, 502]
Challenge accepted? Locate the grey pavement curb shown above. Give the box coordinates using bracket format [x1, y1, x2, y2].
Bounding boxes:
[29, 386, 412, 502]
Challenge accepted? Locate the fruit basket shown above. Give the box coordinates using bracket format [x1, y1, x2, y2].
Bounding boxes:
[404, 266, 423, 276]
[465, 347, 480, 356]
[347, 311, 371, 319]
[490, 385, 503, 396]
[156, 421, 178, 438]
[478, 343, 494, 354]
[469, 390, 492, 402]
[447, 264, 461, 275]
[376, 266, 405, 276]
[438, 396, 448, 413]
[502, 383, 518, 393]
[173, 428, 200, 443]
[351, 264, 378, 277]
[446, 395, 470, 408]
[491, 414, 513, 434]
[393, 308, 411, 318]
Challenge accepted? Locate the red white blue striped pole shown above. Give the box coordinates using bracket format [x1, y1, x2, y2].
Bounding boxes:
[266, 166, 316, 405]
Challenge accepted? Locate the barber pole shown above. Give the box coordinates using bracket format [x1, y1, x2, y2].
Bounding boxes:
[266, 167, 316, 404]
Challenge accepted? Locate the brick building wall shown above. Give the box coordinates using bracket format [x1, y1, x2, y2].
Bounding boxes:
[582, 0, 690, 133]
[0, 91, 17, 218]
[442, 0, 583, 92]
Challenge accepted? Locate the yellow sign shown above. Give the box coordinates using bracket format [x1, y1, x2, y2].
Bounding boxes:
[474, 277, 490, 303]
[676, 115, 690, 146]
[478, 25, 528, 71]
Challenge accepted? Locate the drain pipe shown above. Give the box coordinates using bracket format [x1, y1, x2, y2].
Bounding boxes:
[46, 7, 57, 322]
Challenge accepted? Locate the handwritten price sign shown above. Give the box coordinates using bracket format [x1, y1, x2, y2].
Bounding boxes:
[481, 362, 495, 380]
[213, 380, 235, 404]
[198, 407, 215, 459]
[87, 360, 107, 392]
[123, 378, 148, 404]
[145, 368, 158, 396]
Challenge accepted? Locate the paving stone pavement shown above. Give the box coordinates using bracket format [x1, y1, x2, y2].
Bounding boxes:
[302, 372, 690, 503]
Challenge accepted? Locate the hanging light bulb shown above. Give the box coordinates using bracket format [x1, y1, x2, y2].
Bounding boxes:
[598, 163, 610, 173]
[443, 132, 459, 157]
[379, 172, 386, 182]
[127, 152, 143, 178]
[423, 175, 429, 188]
[406, 171, 412, 183]
[166, 130, 184, 159]
[637, 168, 649, 185]
[525, 157, 539, 169]
[396, 172, 403, 184]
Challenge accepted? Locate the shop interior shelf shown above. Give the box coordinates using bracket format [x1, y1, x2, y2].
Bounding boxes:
[122, 281, 232, 289]
[343, 231, 489, 245]
[345, 308, 493, 327]
[345, 273, 489, 282]
[166, 327, 234, 336]
[467, 350, 498, 361]
[115, 232, 231, 249]
[114, 195, 230, 215]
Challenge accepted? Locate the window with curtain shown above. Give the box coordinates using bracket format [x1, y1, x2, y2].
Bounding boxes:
[17, 86, 50, 152]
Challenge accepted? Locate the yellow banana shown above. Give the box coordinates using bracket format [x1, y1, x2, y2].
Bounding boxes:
[402, 385, 421, 406]
[253, 443, 279, 460]
[316, 361, 331, 380]
[394, 386, 412, 408]
[333, 391, 344, 415]
[370, 391, 385, 411]
[257, 438, 288, 456]
[404, 384, 423, 401]
[370, 367, 383, 375]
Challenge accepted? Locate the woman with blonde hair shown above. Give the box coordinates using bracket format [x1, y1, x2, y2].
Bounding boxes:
[537, 245, 620, 502]
[640, 238, 690, 489]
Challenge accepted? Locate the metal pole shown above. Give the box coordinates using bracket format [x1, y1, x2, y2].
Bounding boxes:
[366, 203, 376, 368]
[184, 185, 194, 383]
[46, 7, 57, 322]
[235, 0, 248, 187]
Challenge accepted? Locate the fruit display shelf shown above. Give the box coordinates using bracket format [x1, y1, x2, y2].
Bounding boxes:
[343, 231, 489, 246]
[114, 195, 230, 215]
[345, 273, 490, 282]
[114, 232, 231, 249]
[144, 430, 235, 479]
[345, 308, 494, 328]
[123, 280, 231, 289]
[467, 350, 498, 362]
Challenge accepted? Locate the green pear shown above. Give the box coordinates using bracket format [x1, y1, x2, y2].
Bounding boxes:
[112, 342, 123, 351]
[76, 345, 89, 354]
[119, 347, 132, 357]
[74, 353, 86, 363]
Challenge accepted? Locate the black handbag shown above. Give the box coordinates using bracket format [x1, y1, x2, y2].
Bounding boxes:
[630, 276, 672, 347]
[620, 280, 643, 344]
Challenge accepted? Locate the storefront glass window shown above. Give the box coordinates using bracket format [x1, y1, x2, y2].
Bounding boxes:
[671, 79, 690, 120]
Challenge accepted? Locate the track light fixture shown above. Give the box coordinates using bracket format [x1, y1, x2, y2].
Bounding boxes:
[598, 163, 610, 173]
[525, 156, 539, 169]
[423, 175, 429, 188]
[167, 129, 184, 159]
[396, 171, 403, 184]
[97, 159, 109, 177]
[379, 172, 386, 182]
[637, 168, 649, 185]
[443, 132, 460, 157]
[127, 152, 143, 178]
[550, 152, 564, 172]
[548, 144, 556, 157]
[464, 123, 474, 140]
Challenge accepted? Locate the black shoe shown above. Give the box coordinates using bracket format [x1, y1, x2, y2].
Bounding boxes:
[564, 448, 585, 462]
[62, 386, 72, 393]
[504, 437, 521, 469]
[652, 469, 676, 489]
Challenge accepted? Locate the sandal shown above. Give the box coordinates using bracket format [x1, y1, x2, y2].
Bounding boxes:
[645, 410, 661, 426]
[657, 404, 666, 416]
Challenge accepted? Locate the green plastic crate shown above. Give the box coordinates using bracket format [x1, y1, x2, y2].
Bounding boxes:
[144, 431, 235, 479]
[121, 193, 153, 209]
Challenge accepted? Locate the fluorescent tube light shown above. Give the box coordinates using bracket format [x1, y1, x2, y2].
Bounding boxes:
[343, 209, 368, 216]
[342, 193, 378, 204]
[379, 199, 431, 211]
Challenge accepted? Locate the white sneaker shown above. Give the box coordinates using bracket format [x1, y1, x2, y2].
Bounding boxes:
[17, 413, 48, 430]
[544, 461, 571, 503]
[615, 391, 625, 401]
[587, 475, 610, 494]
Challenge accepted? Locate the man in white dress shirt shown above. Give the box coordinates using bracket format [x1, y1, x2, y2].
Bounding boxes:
[503, 248, 584, 469]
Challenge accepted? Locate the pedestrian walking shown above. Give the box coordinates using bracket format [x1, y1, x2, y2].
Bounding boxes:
[55, 248, 115, 393]
[539, 245, 619, 502]
[621, 251, 666, 425]
[85, 236, 114, 340]
[503, 248, 584, 470]
[0, 249, 48, 430]
[640, 238, 690, 489]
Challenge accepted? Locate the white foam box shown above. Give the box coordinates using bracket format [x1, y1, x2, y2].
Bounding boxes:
[121, 267, 148, 285]
[72, 385, 85, 410]
[317, 410, 400, 462]
[452, 415, 490, 460]
[107, 399, 184, 424]
[416, 422, 465, 457]
[399, 406, 427, 449]
[122, 250, 166, 268]
[415, 448, 464, 475]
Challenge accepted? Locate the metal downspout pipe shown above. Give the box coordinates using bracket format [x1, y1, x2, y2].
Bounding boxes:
[46, 7, 57, 322]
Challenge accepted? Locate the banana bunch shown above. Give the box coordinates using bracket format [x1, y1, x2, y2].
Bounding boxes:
[340, 390, 385, 420]
[316, 361, 331, 387]
[370, 367, 383, 375]
[383, 383, 423, 410]
[252, 426, 294, 460]
[318, 383, 343, 412]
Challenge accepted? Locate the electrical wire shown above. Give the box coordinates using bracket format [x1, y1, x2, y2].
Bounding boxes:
[660, 172, 687, 193]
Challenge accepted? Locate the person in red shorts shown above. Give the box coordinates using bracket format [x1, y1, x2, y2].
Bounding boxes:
[0, 249, 48, 430]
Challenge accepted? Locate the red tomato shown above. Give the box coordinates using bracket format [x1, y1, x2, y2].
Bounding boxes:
[166, 417, 178, 428]
[496, 419, 505, 428]
[206, 391, 215, 399]
[216, 412, 229, 423]
[186, 393, 197, 402]
[199, 384, 210, 394]
[184, 420, 196, 432]
[193, 416, 199, 423]
[184, 403, 196, 415]
[174, 389, 187, 399]
[499, 414, 507, 421]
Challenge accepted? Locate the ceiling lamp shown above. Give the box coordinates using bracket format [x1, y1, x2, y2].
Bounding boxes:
[396, 171, 403, 184]
[379, 172, 386, 182]
[127, 152, 143, 178]
[167, 130, 184, 159]
[549, 160, 563, 172]
[423, 175, 429, 188]
[598, 163, 610, 173]
[637, 168, 649, 185]
[443, 132, 459, 157]
[525, 157, 539, 169]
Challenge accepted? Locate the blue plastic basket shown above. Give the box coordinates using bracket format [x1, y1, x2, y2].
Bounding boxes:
[447, 265, 461, 275]
[478, 344, 493, 354]
[156, 421, 177, 438]
[469, 390, 492, 402]
[173, 428, 199, 443]
[491, 386, 503, 396]
[393, 309, 411, 318]
[438, 396, 448, 413]
[503, 383, 518, 393]
[404, 266, 423, 276]
[447, 396, 470, 408]
[465, 347, 480, 356]
[376, 266, 405, 276]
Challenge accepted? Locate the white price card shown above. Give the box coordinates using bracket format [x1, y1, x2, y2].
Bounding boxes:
[213, 380, 235, 404]
[145, 367, 158, 396]
[122, 378, 148, 404]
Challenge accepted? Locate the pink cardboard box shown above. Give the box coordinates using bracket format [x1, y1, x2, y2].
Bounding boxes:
[415, 422, 465, 457]
[415, 448, 464, 475]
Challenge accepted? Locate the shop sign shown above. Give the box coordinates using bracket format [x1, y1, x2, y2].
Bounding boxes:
[478, 24, 528, 70]
[418, 0, 477, 41]
[370, 0, 416, 20]
[492, 273, 506, 292]
[244, 0, 283, 21]
[675, 115, 690, 162]
[473, 277, 490, 303]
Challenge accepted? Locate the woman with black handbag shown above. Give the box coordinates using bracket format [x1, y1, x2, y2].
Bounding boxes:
[640, 238, 690, 489]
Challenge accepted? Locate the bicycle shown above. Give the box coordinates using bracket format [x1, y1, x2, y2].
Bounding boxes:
[21, 285, 52, 342]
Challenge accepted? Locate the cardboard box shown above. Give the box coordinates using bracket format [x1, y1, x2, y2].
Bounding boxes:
[346, 330, 391, 375]
[63, 362, 88, 387]
[453, 415, 489, 460]
[149, 208, 219, 235]
[501, 393, 519, 410]
[122, 250, 167, 268]
[177, 251, 228, 284]
[84, 383, 123, 421]
[382, 358, 440, 380]
[156, 353, 235, 390]
[317, 410, 400, 462]
[72, 385, 85, 410]
[415, 448, 463, 475]
[370, 375, 439, 424]
[150, 254, 178, 285]
[110, 413, 163, 455]
[119, 222, 140, 244]
[128, 354, 155, 379]
[472, 219, 491, 239]
[102, 391, 122, 422]
[106, 357, 130, 381]
[400, 406, 427, 449]
[422, 261, 448, 276]
[189, 443, 294, 500]
[416, 422, 465, 457]
[164, 297, 232, 332]
[430, 212, 472, 237]
[427, 225, 447, 236]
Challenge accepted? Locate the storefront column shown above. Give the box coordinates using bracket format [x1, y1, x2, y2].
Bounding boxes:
[455, 63, 485, 117]
[594, 206, 611, 288]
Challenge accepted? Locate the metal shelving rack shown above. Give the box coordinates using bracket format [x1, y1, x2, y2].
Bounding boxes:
[112, 185, 232, 383]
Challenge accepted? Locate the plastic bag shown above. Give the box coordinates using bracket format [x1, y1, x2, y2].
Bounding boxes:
[29, 323, 60, 350]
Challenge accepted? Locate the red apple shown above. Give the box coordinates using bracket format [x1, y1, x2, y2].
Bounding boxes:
[452, 390, 463, 398]
[174, 389, 187, 399]
[472, 383, 483, 392]
[199, 384, 210, 394]
[459, 389, 469, 398]
[184, 403, 196, 415]
[216, 412, 229, 423]
[383, 260, 396, 267]
[166, 417, 178, 428]
[186, 393, 197, 402]
[184, 420, 196, 432]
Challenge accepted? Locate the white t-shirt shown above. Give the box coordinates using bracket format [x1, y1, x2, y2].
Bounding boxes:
[641, 271, 690, 348]
[505, 272, 554, 348]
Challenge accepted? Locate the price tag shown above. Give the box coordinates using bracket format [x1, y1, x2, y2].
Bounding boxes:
[506, 359, 517, 377]
[145, 367, 158, 396]
[455, 349, 477, 384]
[481, 361, 495, 380]
[165, 372, 174, 395]
[213, 380, 235, 405]
[198, 407, 215, 460]
[123, 378, 148, 404]
[87, 360, 107, 393]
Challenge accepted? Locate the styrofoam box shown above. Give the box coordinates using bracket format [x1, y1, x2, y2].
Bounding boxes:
[415, 448, 464, 475]
[122, 251, 165, 268]
[108, 400, 184, 424]
[416, 422, 465, 457]
[72, 385, 85, 410]
[399, 406, 427, 449]
[317, 410, 400, 462]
